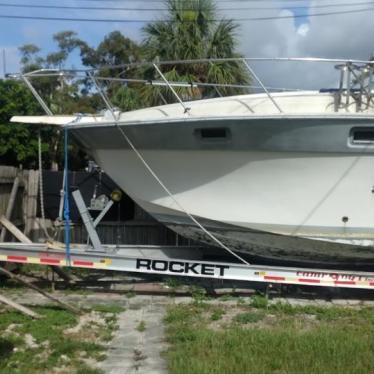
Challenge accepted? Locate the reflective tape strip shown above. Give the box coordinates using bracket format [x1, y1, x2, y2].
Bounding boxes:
[40, 258, 61, 265]
[2, 254, 107, 269]
[264, 275, 285, 281]
[7, 255, 27, 263]
[73, 260, 93, 267]
[265, 276, 374, 288]
[334, 280, 356, 286]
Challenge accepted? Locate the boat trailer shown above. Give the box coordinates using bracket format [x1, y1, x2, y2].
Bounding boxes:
[0, 242, 373, 290]
[0, 189, 373, 291]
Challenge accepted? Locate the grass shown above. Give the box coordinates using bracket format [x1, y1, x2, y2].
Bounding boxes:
[164, 297, 374, 374]
[0, 303, 123, 373]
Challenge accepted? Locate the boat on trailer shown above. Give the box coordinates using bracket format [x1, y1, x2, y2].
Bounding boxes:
[10, 57, 374, 269]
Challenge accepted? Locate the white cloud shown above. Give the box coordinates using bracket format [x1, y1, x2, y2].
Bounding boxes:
[236, 1, 374, 90]
[297, 23, 309, 37]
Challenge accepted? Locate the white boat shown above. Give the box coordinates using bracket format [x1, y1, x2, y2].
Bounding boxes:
[11, 58, 374, 268]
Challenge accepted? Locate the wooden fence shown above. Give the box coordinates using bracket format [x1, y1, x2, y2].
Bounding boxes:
[0, 165, 189, 246]
[0, 166, 39, 242]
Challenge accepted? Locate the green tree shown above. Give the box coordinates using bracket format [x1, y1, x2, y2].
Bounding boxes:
[79, 31, 143, 111]
[19, 44, 44, 72]
[3, 30, 143, 169]
[17, 35, 89, 170]
[0, 79, 46, 168]
[141, 0, 250, 104]
[80, 31, 141, 72]
[19, 34, 87, 114]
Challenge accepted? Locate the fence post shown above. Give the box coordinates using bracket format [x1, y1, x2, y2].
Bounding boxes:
[0, 175, 20, 242]
[24, 170, 39, 237]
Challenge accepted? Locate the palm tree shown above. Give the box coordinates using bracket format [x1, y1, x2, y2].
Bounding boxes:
[141, 0, 250, 105]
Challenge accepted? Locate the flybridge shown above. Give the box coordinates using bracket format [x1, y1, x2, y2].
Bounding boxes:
[0, 242, 374, 290]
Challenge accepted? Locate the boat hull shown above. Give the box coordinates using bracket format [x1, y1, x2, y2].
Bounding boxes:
[69, 114, 374, 268]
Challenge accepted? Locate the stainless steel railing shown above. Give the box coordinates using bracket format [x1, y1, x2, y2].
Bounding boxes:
[8, 56, 374, 116]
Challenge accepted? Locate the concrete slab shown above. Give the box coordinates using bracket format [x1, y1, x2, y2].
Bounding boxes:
[99, 296, 168, 374]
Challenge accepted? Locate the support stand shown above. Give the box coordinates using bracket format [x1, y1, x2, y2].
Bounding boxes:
[72, 190, 103, 251]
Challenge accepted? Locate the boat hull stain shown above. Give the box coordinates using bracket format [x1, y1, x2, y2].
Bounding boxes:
[163, 216, 374, 269]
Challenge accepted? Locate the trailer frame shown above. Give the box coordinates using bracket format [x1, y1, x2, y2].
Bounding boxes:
[0, 242, 373, 290]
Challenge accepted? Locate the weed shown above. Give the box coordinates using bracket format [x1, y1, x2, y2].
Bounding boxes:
[126, 290, 136, 298]
[233, 311, 265, 324]
[136, 321, 146, 332]
[250, 295, 268, 309]
[210, 308, 225, 321]
[190, 285, 206, 305]
[165, 277, 182, 289]
[164, 304, 199, 324]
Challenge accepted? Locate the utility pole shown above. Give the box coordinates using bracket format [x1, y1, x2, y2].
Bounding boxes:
[2, 49, 6, 78]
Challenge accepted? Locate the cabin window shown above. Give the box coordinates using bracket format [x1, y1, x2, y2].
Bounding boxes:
[196, 127, 230, 140]
[351, 128, 374, 144]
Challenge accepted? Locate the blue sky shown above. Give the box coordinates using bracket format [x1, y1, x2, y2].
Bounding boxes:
[0, 0, 311, 75]
[286, 0, 310, 26]
[1, 0, 373, 91]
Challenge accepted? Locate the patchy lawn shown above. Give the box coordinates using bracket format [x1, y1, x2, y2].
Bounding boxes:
[164, 296, 374, 374]
[0, 303, 124, 373]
